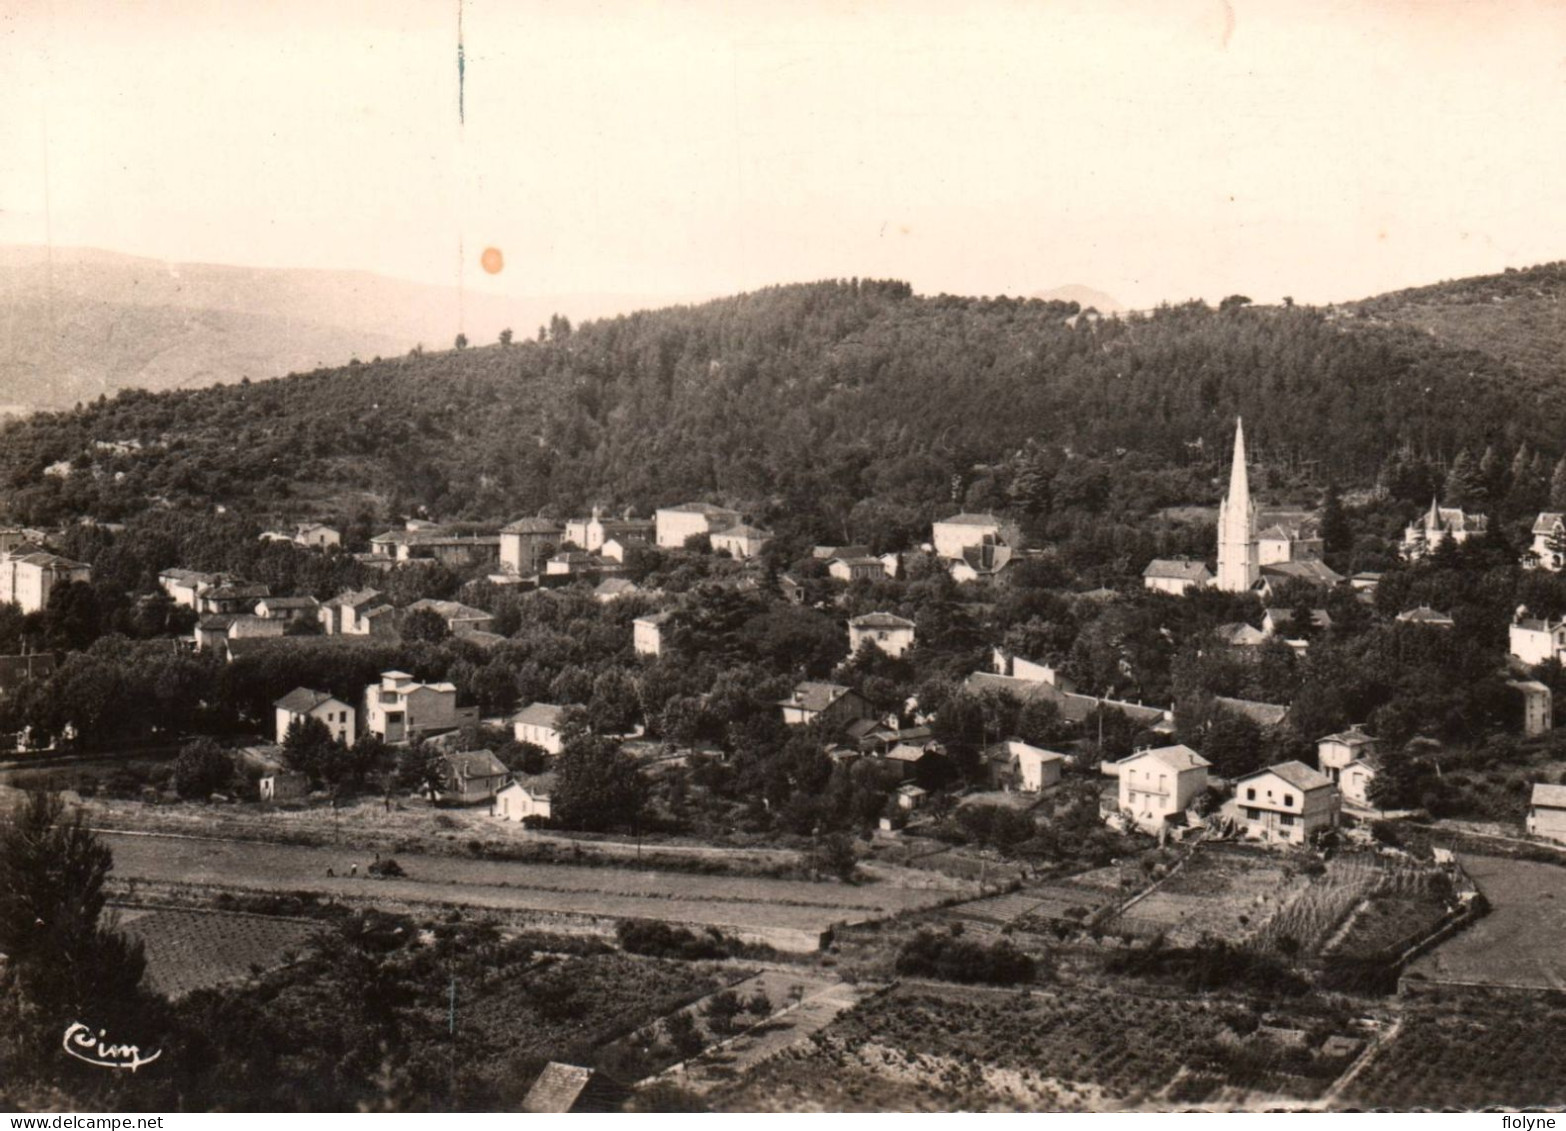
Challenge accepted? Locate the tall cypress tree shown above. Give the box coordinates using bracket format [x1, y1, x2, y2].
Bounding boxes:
[1320, 483, 1352, 565]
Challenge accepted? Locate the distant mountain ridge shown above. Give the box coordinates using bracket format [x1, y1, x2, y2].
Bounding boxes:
[0, 245, 690, 411]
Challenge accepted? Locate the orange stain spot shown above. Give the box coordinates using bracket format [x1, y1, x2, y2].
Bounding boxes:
[480, 247, 504, 274]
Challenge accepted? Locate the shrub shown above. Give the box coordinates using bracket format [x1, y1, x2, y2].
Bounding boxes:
[894, 927, 1037, 985]
[615, 919, 742, 961]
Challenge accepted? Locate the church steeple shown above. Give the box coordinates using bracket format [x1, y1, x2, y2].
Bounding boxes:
[1216, 417, 1260, 592]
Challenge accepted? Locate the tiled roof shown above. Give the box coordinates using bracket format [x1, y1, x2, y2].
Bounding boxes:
[1530, 783, 1566, 808]
[782, 681, 855, 713]
[937, 513, 1000, 526]
[1214, 696, 1290, 728]
[851, 612, 915, 629]
[442, 749, 508, 779]
[1122, 744, 1211, 772]
[1242, 760, 1333, 792]
[501, 517, 565, 534]
[512, 702, 567, 729]
[1144, 558, 1211, 581]
[1535, 512, 1566, 534]
[275, 687, 338, 713]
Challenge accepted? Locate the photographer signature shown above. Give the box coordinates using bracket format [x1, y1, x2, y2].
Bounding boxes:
[63, 1022, 162, 1072]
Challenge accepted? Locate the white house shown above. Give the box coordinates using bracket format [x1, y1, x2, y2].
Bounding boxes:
[848, 612, 916, 658]
[159, 568, 222, 610]
[1113, 745, 1211, 833]
[1530, 512, 1566, 571]
[0, 552, 92, 613]
[499, 517, 564, 576]
[984, 740, 1065, 792]
[494, 774, 557, 822]
[1526, 782, 1566, 844]
[655, 503, 743, 549]
[563, 508, 655, 553]
[710, 524, 773, 560]
[255, 596, 321, 624]
[321, 588, 389, 635]
[512, 702, 568, 754]
[828, 556, 888, 583]
[274, 687, 355, 746]
[1142, 558, 1213, 596]
[633, 611, 673, 657]
[364, 670, 461, 743]
[1317, 725, 1377, 784]
[1509, 679, 1554, 738]
[932, 513, 1001, 560]
[1510, 616, 1566, 667]
[1235, 761, 1340, 845]
[294, 523, 341, 549]
[777, 681, 873, 730]
[1403, 500, 1488, 559]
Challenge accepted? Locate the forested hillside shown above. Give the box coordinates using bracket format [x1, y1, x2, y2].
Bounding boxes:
[1, 274, 1561, 543]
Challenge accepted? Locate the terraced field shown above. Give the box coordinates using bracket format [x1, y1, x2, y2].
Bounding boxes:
[119, 907, 318, 998]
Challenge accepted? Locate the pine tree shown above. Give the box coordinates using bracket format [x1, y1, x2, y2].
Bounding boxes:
[1478, 444, 1505, 505]
[1320, 483, 1352, 565]
[1550, 456, 1566, 511]
[1444, 450, 1483, 508]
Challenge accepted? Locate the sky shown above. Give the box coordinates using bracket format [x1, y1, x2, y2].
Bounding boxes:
[4, 0, 1566, 310]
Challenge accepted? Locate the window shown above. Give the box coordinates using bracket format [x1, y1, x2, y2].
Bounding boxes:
[1246, 788, 1256, 801]
[1245, 807, 1260, 820]
[1283, 794, 1294, 807]
[1281, 814, 1296, 827]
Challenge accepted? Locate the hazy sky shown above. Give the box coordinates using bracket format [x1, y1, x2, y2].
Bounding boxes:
[5, 0, 1566, 309]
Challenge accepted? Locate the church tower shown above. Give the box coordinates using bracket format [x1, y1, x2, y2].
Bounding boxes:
[1216, 417, 1259, 593]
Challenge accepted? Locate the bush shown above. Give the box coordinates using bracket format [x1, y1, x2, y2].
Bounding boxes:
[894, 927, 1037, 985]
[172, 737, 233, 799]
[615, 919, 742, 961]
[368, 857, 406, 878]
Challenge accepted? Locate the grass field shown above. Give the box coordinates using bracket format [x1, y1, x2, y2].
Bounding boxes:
[1403, 854, 1566, 989]
[102, 832, 959, 950]
[119, 907, 318, 998]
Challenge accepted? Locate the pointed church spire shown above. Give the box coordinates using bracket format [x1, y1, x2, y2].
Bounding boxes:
[1228, 417, 1251, 510]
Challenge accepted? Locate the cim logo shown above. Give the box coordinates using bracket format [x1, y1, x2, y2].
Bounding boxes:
[62, 1022, 162, 1072]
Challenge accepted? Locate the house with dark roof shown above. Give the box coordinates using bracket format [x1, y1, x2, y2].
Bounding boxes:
[254, 595, 322, 624]
[158, 568, 223, 609]
[1142, 558, 1213, 596]
[1317, 725, 1377, 783]
[199, 582, 271, 615]
[1402, 500, 1488, 560]
[499, 516, 565, 576]
[437, 749, 510, 804]
[274, 686, 355, 745]
[321, 588, 389, 635]
[848, 612, 916, 658]
[196, 613, 285, 656]
[962, 671, 1175, 734]
[949, 541, 1015, 584]
[778, 681, 873, 731]
[1397, 606, 1455, 629]
[828, 555, 888, 583]
[984, 740, 1066, 792]
[405, 598, 495, 636]
[1234, 761, 1339, 844]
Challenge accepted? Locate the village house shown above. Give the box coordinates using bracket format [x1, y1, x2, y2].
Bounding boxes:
[1235, 761, 1340, 844]
[294, 523, 341, 549]
[1112, 744, 1211, 834]
[984, 739, 1065, 792]
[254, 595, 321, 625]
[1316, 725, 1378, 785]
[1351, 571, 1383, 594]
[364, 670, 465, 743]
[654, 502, 743, 549]
[405, 598, 495, 636]
[321, 588, 389, 635]
[881, 742, 943, 783]
[493, 773, 557, 822]
[963, 671, 1176, 736]
[259, 770, 310, 803]
[1529, 512, 1566, 571]
[948, 541, 1014, 584]
[0, 551, 92, 614]
[0, 652, 56, 699]
[990, 647, 1074, 689]
[1402, 500, 1488, 559]
[1526, 783, 1566, 844]
[512, 702, 568, 754]
[1256, 560, 1345, 596]
[1142, 558, 1213, 596]
[778, 573, 806, 605]
[827, 555, 887, 583]
[778, 681, 873, 731]
[1397, 606, 1455, 629]
[1256, 512, 1324, 565]
[370, 525, 502, 567]
[594, 577, 641, 603]
[274, 686, 356, 745]
[158, 568, 222, 610]
[1509, 613, 1566, 666]
[814, 543, 873, 561]
[848, 612, 916, 659]
[563, 507, 655, 553]
[199, 582, 270, 616]
[710, 523, 773, 560]
[1261, 607, 1332, 638]
[633, 610, 673, 657]
[436, 750, 510, 805]
[895, 783, 928, 811]
[1214, 622, 1269, 648]
[1211, 695, 1291, 730]
[499, 517, 565, 576]
[931, 513, 1001, 560]
[195, 614, 285, 656]
[1508, 679, 1554, 738]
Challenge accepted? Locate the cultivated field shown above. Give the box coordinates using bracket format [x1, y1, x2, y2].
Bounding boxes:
[1340, 997, 1566, 1109]
[1109, 845, 1302, 947]
[1403, 854, 1566, 989]
[119, 907, 318, 998]
[101, 832, 961, 950]
[708, 981, 1361, 1112]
